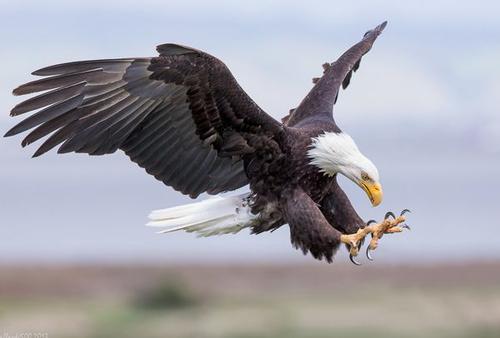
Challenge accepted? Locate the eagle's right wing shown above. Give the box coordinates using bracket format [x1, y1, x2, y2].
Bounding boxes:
[284, 21, 387, 127]
[5, 44, 283, 198]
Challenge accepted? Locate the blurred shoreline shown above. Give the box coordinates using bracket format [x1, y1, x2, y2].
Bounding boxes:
[2, 261, 500, 297]
[2, 261, 500, 338]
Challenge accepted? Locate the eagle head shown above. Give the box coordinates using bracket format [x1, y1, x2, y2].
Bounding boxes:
[307, 132, 382, 206]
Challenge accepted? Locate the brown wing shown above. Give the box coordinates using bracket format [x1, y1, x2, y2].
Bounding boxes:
[5, 44, 282, 198]
[281, 187, 342, 262]
[284, 21, 387, 126]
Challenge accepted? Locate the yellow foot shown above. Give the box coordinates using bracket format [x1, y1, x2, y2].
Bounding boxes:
[340, 209, 411, 265]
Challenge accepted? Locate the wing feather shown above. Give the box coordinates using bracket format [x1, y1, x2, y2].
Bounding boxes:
[11, 82, 86, 115]
[6, 44, 282, 197]
[5, 93, 84, 136]
[32, 59, 136, 76]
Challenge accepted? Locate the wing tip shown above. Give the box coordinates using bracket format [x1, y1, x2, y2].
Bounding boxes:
[364, 21, 388, 38]
[31, 69, 45, 76]
[9, 105, 24, 116]
[22, 139, 30, 147]
[31, 64, 64, 76]
[379, 20, 388, 32]
[32, 145, 50, 158]
[4, 127, 42, 156]
[12, 86, 25, 96]
[4, 126, 18, 138]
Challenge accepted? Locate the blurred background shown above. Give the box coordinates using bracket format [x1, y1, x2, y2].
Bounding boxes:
[1, 0, 499, 337]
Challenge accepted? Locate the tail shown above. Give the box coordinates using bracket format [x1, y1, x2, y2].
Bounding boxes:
[146, 193, 256, 237]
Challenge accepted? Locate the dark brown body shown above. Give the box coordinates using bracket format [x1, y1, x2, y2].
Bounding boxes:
[243, 115, 364, 261]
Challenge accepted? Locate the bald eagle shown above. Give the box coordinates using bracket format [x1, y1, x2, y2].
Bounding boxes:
[5, 21, 410, 264]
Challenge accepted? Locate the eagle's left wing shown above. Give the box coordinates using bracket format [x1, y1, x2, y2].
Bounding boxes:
[284, 21, 387, 127]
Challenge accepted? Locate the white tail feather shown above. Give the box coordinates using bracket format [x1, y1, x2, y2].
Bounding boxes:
[147, 193, 256, 237]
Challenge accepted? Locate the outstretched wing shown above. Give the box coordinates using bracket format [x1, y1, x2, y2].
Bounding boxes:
[284, 21, 387, 126]
[5, 44, 282, 198]
[281, 187, 343, 262]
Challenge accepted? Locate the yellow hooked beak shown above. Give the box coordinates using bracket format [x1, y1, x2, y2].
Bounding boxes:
[360, 180, 383, 207]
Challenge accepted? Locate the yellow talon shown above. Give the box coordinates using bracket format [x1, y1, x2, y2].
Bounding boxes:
[341, 211, 410, 265]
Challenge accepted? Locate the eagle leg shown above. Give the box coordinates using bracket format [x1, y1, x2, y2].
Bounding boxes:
[341, 210, 411, 264]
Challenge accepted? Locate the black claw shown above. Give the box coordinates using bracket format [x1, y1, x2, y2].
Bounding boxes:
[402, 223, 411, 230]
[400, 209, 411, 216]
[357, 241, 363, 251]
[367, 219, 377, 225]
[350, 254, 362, 266]
[385, 211, 396, 219]
[366, 247, 374, 261]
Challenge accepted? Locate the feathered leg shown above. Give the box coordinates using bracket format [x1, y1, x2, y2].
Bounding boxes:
[281, 187, 343, 263]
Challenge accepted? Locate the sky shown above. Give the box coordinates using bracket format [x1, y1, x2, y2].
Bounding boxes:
[1, 0, 499, 264]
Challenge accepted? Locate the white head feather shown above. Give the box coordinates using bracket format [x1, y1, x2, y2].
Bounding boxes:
[307, 132, 379, 183]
